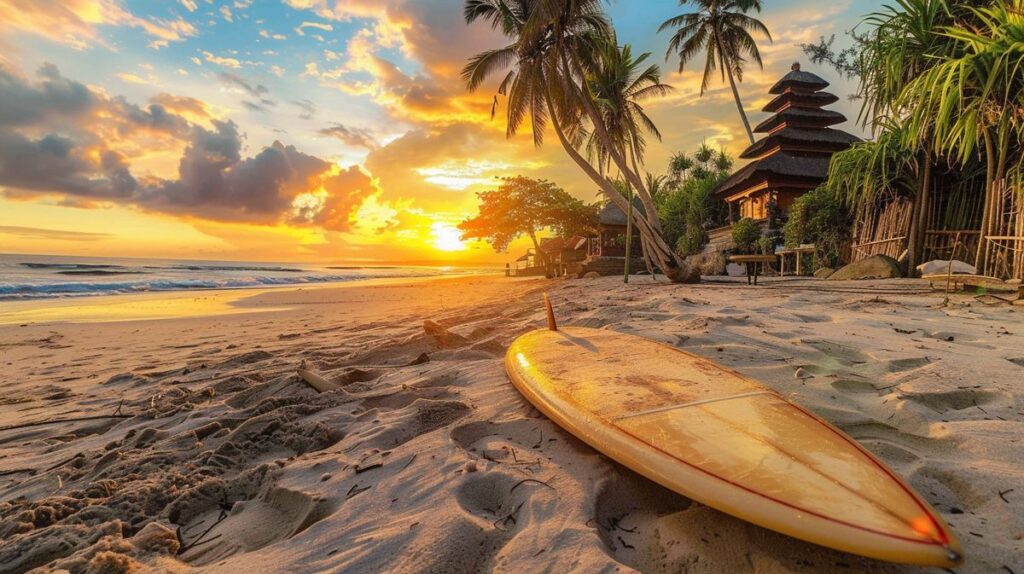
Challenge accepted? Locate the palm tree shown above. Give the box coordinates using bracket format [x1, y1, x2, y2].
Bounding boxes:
[659, 0, 772, 145]
[583, 42, 673, 177]
[462, 0, 699, 282]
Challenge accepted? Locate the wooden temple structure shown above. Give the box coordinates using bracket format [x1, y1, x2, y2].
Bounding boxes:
[712, 63, 860, 225]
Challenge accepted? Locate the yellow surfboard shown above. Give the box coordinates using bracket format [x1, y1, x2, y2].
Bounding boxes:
[504, 298, 962, 567]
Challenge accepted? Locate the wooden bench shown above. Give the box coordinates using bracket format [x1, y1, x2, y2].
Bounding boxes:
[728, 254, 778, 285]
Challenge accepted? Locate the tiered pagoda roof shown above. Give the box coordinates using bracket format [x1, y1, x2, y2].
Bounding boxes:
[714, 62, 860, 200]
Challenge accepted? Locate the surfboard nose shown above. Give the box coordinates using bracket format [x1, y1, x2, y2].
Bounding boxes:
[615, 392, 962, 567]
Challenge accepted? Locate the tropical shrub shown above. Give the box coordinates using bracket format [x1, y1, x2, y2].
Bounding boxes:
[782, 185, 852, 268]
[657, 146, 731, 256]
[731, 217, 761, 253]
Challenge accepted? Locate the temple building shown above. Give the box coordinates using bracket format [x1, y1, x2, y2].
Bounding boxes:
[712, 63, 861, 224]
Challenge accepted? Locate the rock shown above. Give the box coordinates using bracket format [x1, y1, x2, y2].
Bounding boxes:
[916, 259, 977, 276]
[827, 255, 902, 281]
[423, 320, 468, 348]
[813, 267, 835, 279]
[464, 460, 477, 473]
[794, 367, 812, 379]
[725, 263, 746, 277]
[582, 271, 601, 279]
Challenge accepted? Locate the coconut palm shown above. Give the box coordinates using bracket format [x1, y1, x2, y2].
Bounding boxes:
[462, 0, 700, 282]
[659, 0, 772, 145]
[583, 42, 673, 176]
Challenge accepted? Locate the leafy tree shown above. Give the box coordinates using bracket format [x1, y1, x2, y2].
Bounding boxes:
[783, 185, 853, 268]
[458, 177, 598, 266]
[656, 146, 732, 255]
[659, 0, 772, 145]
[462, 0, 700, 283]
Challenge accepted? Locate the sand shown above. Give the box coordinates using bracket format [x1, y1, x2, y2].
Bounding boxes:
[0, 274, 1021, 573]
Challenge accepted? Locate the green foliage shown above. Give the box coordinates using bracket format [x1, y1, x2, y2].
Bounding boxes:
[757, 236, 776, 255]
[458, 176, 598, 254]
[782, 186, 852, 268]
[656, 146, 731, 255]
[731, 217, 762, 252]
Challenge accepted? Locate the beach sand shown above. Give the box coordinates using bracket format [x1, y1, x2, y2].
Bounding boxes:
[0, 274, 1021, 573]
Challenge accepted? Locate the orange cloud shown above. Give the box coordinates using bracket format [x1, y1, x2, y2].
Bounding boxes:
[0, 0, 196, 51]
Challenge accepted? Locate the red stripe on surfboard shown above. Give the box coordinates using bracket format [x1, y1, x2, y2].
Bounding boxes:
[607, 405, 947, 548]
[785, 400, 950, 546]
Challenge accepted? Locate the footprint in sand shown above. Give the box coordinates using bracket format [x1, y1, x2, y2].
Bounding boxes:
[176, 483, 330, 566]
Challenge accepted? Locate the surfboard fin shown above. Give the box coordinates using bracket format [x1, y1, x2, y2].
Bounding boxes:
[543, 293, 557, 331]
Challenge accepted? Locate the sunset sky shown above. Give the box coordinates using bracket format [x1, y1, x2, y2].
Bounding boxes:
[0, 0, 883, 265]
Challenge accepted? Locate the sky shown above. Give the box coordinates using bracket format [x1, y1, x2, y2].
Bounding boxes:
[0, 0, 884, 265]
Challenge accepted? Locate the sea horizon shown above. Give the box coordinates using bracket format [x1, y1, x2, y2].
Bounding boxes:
[0, 252, 499, 301]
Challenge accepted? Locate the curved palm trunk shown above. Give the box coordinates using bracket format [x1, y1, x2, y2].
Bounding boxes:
[541, 88, 699, 283]
[715, 33, 755, 146]
[562, 51, 664, 235]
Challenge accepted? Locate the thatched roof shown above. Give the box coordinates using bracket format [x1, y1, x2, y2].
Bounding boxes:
[739, 127, 861, 159]
[762, 91, 839, 113]
[712, 153, 832, 198]
[769, 63, 829, 94]
[753, 107, 847, 133]
[598, 197, 645, 226]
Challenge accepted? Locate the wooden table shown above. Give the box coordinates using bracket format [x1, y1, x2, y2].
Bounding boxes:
[728, 254, 778, 285]
[777, 245, 815, 276]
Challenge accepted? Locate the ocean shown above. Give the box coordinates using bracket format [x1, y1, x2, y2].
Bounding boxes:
[0, 254, 493, 301]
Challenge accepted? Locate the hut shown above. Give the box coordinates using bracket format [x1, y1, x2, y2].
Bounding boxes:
[712, 63, 860, 226]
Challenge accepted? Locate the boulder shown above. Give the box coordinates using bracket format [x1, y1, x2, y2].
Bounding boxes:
[725, 263, 746, 277]
[582, 271, 601, 279]
[813, 267, 835, 279]
[916, 259, 977, 276]
[827, 255, 902, 281]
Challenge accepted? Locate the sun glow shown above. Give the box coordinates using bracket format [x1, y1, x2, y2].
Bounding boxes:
[431, 222, 466, 252]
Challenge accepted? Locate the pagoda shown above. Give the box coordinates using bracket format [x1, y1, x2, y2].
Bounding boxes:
[712, 62, 860, 224]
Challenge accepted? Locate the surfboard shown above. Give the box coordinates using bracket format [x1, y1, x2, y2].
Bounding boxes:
[504, 298, 963, 567]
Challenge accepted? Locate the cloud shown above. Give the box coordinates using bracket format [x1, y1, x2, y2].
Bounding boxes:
[0, 63, 96, 128]
[149, 92, 213, 121]
[179, 0, 197, 12]
[290, 98, 316, 119]
[216, 71, 275, 112]
[202, 51, 242, 69]
[0, 62, 379, 233]
[318, 123, 378, 149]
[219, 5, 233, 23]
[0, 0, 197, 51]
[295, 21, 332, 36]
[0, 225, 113, 241]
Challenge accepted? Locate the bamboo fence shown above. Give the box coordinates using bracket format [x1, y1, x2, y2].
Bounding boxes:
[978, 179, 1024, 281]
[851, 197, 913, 261]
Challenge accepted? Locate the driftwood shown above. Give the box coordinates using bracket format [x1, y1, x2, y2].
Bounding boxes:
[297, 364, 340, 393]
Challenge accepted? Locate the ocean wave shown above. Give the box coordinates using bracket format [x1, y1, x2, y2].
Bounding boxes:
[0, 273, 415, 300]
[20, 262, 126, 270]
[154, 264, 304, 272]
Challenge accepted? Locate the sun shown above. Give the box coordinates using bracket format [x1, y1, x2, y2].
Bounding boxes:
[431, 222, 466, 252]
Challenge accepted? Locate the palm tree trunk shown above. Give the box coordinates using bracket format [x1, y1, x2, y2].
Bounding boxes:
[715, 34, 755, 146]
[561, 51, 664, 235]
[541, 87, 699, 283]
[906, 151, 931, 275]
